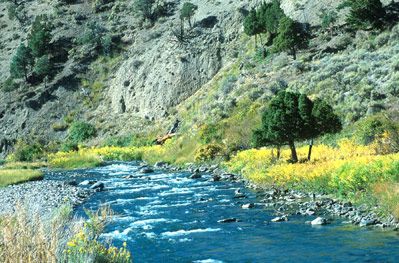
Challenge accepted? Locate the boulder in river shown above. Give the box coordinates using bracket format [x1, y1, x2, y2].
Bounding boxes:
[211, 174, 221, 182]
[242, 203, 255, 209]
[271, 216, 288, 222]
[140, 167, 154, 174]
[234, 193, 247, 199]
[79, 180, 96, 186]
[218, 218, 240, 223]
[189, 173, 202, 179]
[311, 217, 328, 225]
[90, 182, 105, 191]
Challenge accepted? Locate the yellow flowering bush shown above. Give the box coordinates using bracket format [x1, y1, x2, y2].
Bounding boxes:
[225, 139, 399, 196]
[48, 145, 166, 169]
[64, 207, 132, 263]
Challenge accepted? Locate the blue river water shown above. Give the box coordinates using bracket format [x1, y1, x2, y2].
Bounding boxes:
[49, 162, 399, 263]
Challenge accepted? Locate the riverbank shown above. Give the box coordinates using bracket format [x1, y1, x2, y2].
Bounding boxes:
[0, 178, 91, 219]
[151, 161, 399, 230]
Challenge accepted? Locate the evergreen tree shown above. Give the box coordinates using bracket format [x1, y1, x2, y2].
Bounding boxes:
[254, 92, 341, 163]
[258, 0, 285, 39]
[244, 8, 260, 46]
[180, 2, 198, 28]
[33, 55, 52, 80]
[272, 17, 309, 59]
[10, 43, 33, 82]
[134, 0, 155, 21]
[28, 15, 52, 58]
[342, 0, 386, 29]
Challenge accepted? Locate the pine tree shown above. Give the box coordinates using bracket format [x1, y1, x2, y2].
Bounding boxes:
[272, 17, 309, 59]
[258, 0, 285, 39]
[28, 15, 52, 58]
[134, 0, 155, 21]
[10, 43, 33, 82]
[254, 92, 341, 163]
[343, 0, 386, 29]
[244, 8, 261, 46]
[180, 2, 198, 28]
[33, 55, 52, 79]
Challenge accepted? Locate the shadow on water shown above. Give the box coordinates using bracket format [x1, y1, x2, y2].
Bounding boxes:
[47, 162, 399, 263]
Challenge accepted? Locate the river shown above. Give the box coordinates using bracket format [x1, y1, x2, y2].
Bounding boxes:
[48, 162, 399, 263]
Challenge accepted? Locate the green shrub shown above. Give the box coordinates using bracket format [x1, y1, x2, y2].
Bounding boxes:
[103, 135, 132, 147]
[10, 140, 44, 162]
[67, 121, 96, 144]
[198, 123, 224, 144]
[1, 78, 19, 92]
[354, 114, 399, 145]
[52, 122, 69, 132]
[194, 144, 225, 162]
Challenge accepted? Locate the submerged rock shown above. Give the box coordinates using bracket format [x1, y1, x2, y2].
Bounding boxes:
[234, 193, 247, 199]
[218, 218, 240, 223]
[140, 167, 154, 174]
[189, 173, 202, 179]
[211, 174, 221, 182]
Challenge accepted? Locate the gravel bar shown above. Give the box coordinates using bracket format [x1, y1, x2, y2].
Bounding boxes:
[0, 180, 91, 218]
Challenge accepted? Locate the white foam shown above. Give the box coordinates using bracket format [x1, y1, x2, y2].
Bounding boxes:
[161, 228, 221, 237]
[159, 187, 194, 196]
[178, 238, 192, 242]
[100, 227, 133, 240]
[130, 218, 180, 229]
[193, 260, 224, 263]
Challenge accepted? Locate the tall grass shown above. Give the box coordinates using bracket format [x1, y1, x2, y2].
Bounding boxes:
[0, 205, 132, 262]
[0, 205, 73, 262]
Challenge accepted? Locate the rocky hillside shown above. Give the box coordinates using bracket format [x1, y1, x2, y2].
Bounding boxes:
[0, 0, 398, 156]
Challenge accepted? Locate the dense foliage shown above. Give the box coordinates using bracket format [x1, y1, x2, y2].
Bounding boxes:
[342, 0, 386, 29]
[253, 91, 341, 162]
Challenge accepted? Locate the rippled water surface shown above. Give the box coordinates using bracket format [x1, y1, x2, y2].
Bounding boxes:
[49, 163, 399, 262]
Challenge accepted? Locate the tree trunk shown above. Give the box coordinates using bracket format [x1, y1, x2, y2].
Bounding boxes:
[255, 34, 257, 48]
[292, 48, 297, 60]
[307, 139, 313, 161]
[180, 18, 184, 40]
[277, 146, 281, 159]
[289, 141, 298, 163]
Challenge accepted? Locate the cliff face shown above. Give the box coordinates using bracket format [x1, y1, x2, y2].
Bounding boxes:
[0, 0, 398, 156]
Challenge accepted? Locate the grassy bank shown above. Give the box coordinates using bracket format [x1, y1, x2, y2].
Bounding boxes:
[0, 169, 44, 187]
[225, 139, 399, 218]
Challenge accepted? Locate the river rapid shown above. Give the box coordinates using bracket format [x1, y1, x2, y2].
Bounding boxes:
[48, 162, 399, 263]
